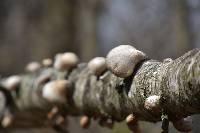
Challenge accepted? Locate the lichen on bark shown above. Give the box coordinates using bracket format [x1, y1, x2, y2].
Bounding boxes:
[0, 49, 199, 129]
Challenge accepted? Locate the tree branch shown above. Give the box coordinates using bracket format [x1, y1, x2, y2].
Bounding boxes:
[0, 48, 199, 132]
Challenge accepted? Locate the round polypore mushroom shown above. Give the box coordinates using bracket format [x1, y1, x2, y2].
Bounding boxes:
[88, 57, 106, 76]
[47, 106, 59, 120]
[126, 114, 137, 127]
[173, 116, 192, 132]
[26, 62, 41, 72]
[42, 58, 53, 67]
[42, 80, 70, 104]
[54, 52, 79, 71]
[55, 115, 65, 125]
[1, 110, 14, 128]
[80, 115, 90, 129]
[1, 115, 13, 128]
[126, 114, 140, 132]
[106, 45, 147, 78]
[144, 95, 160, 113]
[4, 75, 21, 91]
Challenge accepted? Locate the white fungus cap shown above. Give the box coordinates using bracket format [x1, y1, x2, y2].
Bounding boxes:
[125, 114, 139, 131]
[26, 62, 41, 72]
[88, 57, 106, 76]
[1, 113, 13, 128]
[80, 115, 90, 129]
[54, 52, 79, 71]
[126, 114, 137, 125]
[42, 58, 53, 67]
[42, 80, 70, 104]
[106, 45, 147, 78]
[144, 95, 160, 112]
[4, 75, 21, 91]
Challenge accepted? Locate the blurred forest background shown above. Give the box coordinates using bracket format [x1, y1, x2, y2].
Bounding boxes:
[0, 0, 200, 133]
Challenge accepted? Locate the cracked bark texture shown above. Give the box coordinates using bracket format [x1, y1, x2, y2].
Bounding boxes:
[0, 49, 199, 129]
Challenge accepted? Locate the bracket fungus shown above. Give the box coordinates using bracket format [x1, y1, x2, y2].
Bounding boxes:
[1, 114, 13, 128]
[126, 114, 140, 132]
[80, 115, 91, 129]
[54, 52, 79, 71]
[88, 57, 106, 76]
[26, 62, 41, 72]
[42, 80, 70, 104]
[126, 114, 137, 126]
[42, 58, 53, 67]
[4, 75, 21, 91]
[47, 106, 59, 120]
[106, 45, 147, 78]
